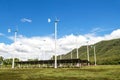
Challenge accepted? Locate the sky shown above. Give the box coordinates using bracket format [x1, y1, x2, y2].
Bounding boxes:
[0, 0, 120, 60]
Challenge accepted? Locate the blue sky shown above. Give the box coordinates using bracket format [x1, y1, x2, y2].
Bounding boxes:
[0, 0, 120, 59]
[0, 0, 120, 38]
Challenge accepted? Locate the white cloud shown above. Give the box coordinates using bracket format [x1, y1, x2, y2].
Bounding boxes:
[90, 27, 116, 35]
[91, 27, 102, 33]
[107, 29, 120, 39]
[21, 18, 32, 23]
[0, 29, 120, 60]
[0, 33, 4, 36]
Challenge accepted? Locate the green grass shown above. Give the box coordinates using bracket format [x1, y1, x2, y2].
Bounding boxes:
[0, 65, 120, 80]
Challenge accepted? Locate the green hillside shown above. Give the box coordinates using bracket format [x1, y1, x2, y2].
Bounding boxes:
[57, 38, 120, 65]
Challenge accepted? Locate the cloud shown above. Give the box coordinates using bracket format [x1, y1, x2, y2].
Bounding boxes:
[90, 27, 116, 35]
[0, 33, 4, 36]
[91, 27, 102, 33]
[21, 18, 32, 23]
[0, 29, 120, 60]
[103, 29, 120, 40]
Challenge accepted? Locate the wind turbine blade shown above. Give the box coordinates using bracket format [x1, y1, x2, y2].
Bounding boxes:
[48, 18, 51, 23]
[8, 29, 11, 33]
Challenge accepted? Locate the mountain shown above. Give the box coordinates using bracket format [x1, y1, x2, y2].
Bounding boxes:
[57, 38, 120, 65]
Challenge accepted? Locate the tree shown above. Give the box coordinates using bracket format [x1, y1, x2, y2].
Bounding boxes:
[14, 58, 20, 62]
[0, 56, 4, 65]
[3, 58, 19, 65]
[28, 58, 38, 61]
[3, 58, 12, 65]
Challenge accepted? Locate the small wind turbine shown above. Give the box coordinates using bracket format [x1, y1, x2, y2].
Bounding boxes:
[48, 17, 59, 68]
[8, 28, 18, 69]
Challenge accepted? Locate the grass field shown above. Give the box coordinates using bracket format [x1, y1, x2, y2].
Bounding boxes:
[0, 65, 120, 80]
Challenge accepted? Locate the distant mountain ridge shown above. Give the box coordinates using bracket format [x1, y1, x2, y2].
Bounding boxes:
[57, 38, 120, 65]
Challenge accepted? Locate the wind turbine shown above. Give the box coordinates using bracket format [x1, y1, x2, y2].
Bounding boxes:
[8, 28, 18, 69]
[48, 17, 59, 68]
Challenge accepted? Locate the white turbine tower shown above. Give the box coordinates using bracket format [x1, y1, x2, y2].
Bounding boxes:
[87, 41, 90, 66]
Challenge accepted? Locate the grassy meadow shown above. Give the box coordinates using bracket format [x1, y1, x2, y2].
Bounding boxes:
[0, 65, 120, 80]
